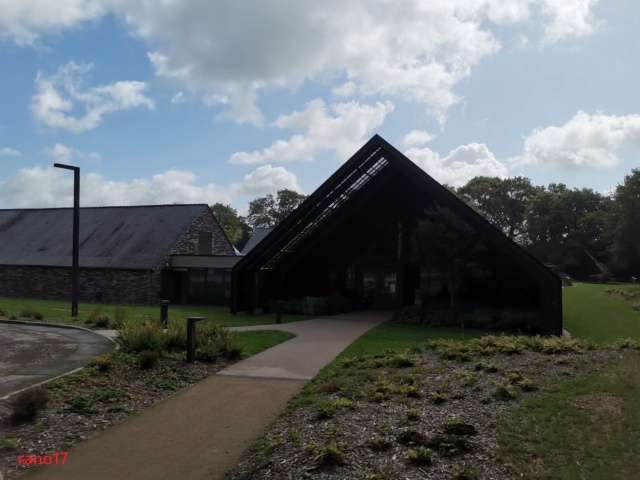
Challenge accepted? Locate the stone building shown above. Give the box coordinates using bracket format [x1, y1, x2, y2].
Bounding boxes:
[0, 204, 237, 305]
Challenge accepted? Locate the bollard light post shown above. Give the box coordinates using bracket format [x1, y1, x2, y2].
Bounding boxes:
[53, 163, 80, 317]
[160, 300, 169, 328]
[186, 317, 205, 363]
[276, 301, 284, 324]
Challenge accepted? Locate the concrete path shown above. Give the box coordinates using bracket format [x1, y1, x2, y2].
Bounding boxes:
[0, 321, 115, 398]
[21, 312, 389, 480]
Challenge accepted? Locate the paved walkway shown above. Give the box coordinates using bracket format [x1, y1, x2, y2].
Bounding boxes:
[20, 312, 389, 480]
[0, 321, 114, 398]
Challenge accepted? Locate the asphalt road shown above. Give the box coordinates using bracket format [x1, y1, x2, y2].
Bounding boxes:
[0, 321, 115, 398]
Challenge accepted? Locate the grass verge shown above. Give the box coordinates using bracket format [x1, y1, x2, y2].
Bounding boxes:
[0, 297, 309, 328]
[496, 350, 640, 479]
[563, 284, 640, 341]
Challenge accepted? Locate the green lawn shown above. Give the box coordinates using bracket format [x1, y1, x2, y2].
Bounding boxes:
[562, 284, 640, 342]
[0, 297, 309, 328]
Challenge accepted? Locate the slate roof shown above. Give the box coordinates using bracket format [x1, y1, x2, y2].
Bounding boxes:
[0, 204, 213, 269]
[240, 228, 272, 255]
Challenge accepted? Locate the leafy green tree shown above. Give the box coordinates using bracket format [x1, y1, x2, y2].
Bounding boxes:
[611, 169, 640, 271]
[246, 189, 307, 229]
[525, 183, 611, 275]
[457, 176, 539, 243]
[210, 203, 251, 249]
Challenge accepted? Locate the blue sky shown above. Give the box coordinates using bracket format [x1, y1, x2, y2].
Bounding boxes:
[1, 0, 639, 213]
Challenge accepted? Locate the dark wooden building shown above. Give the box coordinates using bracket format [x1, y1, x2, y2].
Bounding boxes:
[232, 135, 562, 335]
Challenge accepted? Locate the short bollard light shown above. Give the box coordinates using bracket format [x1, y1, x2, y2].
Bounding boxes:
[276, 301, 284, 324]
[160, 300, 169, 329]
[325, 297, 331, 316]
[186, 317, 205, 363]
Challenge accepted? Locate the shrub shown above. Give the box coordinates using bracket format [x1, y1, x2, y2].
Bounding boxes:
[2, 438, 21, 450]
[407, 447, 433, 465]
[165, 322, 187, 350]
[313, 441, 349, 466]
[10, 387, 49, 424]
[88, 353, 115, 372]
[19, 309, 43, 319]
[66, 396, 99, 415]
[139, 350, 159, 369]
[116, 321, 168, 353]
[113, 308, 127, 329]
[195, 322, 243, 361]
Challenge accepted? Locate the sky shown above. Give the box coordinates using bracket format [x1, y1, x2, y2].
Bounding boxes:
[1, 0, 639, 213]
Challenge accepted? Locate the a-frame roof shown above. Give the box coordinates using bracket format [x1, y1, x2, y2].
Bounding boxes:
[233, 134, 562, 334]
[0, 204, 218, 269]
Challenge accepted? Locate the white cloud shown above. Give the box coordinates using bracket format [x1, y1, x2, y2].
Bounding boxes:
[4, 1, 604, 125]
[0, 167, 233, 208]
[30, 61, 155, 133]
[229, 100, 394, 164]
[401, 130, 436, 149]
[0, 0, 103, 45]
[513, 111, 640, 169]
[44, 143, 100, 163]
[238, 165, 301, 196]
[0, 147, 21, 156]
[109, 0, 601, 125]
[0, 163, 301, 210]
[539, 0, 602, 46]
[406, 142, 508, 187]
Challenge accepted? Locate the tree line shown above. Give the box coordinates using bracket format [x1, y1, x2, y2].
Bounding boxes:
[212, 168, 639, 279]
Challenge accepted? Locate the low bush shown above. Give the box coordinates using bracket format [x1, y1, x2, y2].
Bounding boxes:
[139, 349, 159, 369]
[18, 308, 44, 320]
[10, 387, 49, 424]
[116, 321, 168, 353]
[195, 321, 243, 361]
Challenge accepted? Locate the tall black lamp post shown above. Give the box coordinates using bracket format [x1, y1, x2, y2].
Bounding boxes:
[54, 163, 80, 317]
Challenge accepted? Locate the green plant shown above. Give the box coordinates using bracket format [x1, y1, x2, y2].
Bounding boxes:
[116, 321, 168, 353]
[451, 464, 481, 480]
[612, 338, 640, 350]
[313, 441, 349, 466]
[91, 389, 123, 402]
[431, 391, 448, 404]
[139, 349, 159, 369]
[388, 353, 417, 368]
[88, 353, 115, 372]
[2, 438, 21, 450]
[363, 468, 393, 480]
[66, 396, 99, 415]
[404, 408, 421, 421]
[407, 446, 433, 465]
[369, 436, 392, 452]
[10, 387, 49, 424]
[493, 382, 517, 400]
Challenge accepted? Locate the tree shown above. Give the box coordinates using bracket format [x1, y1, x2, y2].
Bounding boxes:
[525, 183, 611, 275]
[210, 203, 251, 249]
[457, 176, 538, 243]
[611, 169, 640, 271]
[246, 189, 307, 229]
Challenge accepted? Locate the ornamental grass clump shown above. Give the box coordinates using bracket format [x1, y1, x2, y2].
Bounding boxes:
[116, 321, 168, 353]
[10, 387, 49, 424]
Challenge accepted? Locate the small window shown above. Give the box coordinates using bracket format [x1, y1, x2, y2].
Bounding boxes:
[198, 231, 212, 254]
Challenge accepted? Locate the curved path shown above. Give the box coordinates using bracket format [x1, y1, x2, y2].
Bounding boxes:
[0, 321, 115, 398]
[21, 312, 389, 480]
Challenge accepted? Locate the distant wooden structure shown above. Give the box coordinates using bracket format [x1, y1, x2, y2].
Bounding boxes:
[585, 250, 615, 283]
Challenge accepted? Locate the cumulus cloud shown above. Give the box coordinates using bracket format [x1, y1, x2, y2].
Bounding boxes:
[401, 130, 436, 149]
[406, 142, 508, 187]
[0, 147, 21, 156]
[539, 0, 602, 45]
[238, 165, 301, 195]
[30, 61, 155, 133]
[0, 163, 302, 209]
[107, 0, 601, 125]
[0, 0, 103, 45]
[43, 143, 100, 163]
[229, 100, 394, 164]
[513, 111, 640, 169]
[0, 167, 233, 208]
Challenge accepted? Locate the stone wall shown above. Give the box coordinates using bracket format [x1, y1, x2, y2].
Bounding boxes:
[170, 209, 235, 256]
[0, 265, 157, 305]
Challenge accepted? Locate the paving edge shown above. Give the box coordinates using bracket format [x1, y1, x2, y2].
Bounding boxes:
[0, 319, 117, 401]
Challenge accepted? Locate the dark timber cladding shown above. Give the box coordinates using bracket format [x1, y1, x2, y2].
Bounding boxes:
[232, 135, 562, 335]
